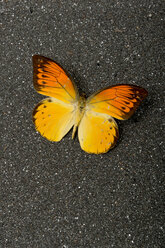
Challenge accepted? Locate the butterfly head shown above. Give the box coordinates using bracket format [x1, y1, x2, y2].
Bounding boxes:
[81, 92, 86, 98]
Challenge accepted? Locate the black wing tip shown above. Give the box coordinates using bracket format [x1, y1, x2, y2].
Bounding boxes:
[121, 84, 148, 99]
[32, 54, 46, 60]
[135, 86, 148, 101]
[141, 88, 148, 99]
[32, 54, 43, 63]
[32, 54, 58, 65]
[32, 54, 48, 64]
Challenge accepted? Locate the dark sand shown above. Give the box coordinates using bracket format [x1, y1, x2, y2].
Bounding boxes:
[1, 1, 164, 247]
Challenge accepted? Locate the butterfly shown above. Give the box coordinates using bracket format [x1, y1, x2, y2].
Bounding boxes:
[32, 55, 148, 154]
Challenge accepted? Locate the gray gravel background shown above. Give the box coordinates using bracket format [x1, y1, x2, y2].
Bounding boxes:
[1, 0, 164, 247]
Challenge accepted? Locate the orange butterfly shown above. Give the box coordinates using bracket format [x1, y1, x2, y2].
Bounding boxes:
[32, 55, 148, 154]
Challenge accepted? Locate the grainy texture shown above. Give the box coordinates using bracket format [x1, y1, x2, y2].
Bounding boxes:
[1, 0, 164, 247]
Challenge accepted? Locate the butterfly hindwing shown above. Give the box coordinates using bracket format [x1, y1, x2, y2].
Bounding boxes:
[33, 55, 79, 103]
[78, 111, 119, 154]
[33, 98, 75, 142]
[87, 84, 148, 120]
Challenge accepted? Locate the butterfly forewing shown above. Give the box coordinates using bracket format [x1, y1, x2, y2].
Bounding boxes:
[87, 84, 148, 120]
[33, 55, 79, 103]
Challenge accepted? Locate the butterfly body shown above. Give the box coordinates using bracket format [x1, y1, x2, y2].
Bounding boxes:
[32, 55, 148, 154]
[72, 95, 86, 139]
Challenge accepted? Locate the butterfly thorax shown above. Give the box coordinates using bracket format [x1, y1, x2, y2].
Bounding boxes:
[79, 95, 86, 112]
[72, 95, 86, 139]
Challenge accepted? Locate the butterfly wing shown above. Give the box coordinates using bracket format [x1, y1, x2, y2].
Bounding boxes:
[33, 98, 75, 141]
[33, 55, 79, 103]
[33, 55, 78, 141]
[78, 84, 147, 154]
[87, 84, 148, 120]
[78, 111, 118, 154]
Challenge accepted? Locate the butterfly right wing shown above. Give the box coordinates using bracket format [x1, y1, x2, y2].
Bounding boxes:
[78, 84, 147, 154]
[86, 84, 148, 120]
[78, 111, 118, 154]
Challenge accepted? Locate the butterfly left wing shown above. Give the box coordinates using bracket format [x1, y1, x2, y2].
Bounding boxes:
[32, 55, 79, 142]
[33, 55, 79, 103]
[33, 98, 75, 141]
